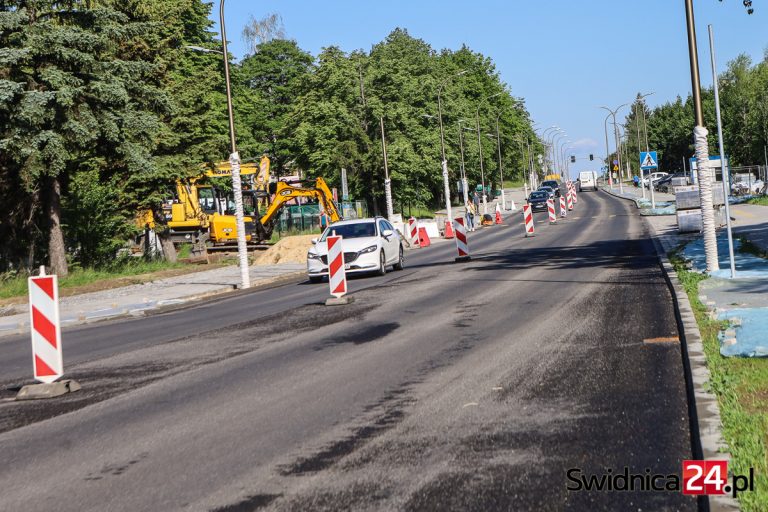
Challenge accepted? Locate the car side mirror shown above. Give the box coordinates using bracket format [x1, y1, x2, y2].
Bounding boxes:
[311, 238, 318, 244]
[382, 229, 394, 238]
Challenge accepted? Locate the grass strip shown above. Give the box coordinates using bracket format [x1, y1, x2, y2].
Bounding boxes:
[670, 252, 768, 510]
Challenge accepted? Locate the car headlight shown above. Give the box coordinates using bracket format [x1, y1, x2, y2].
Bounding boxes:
[359, 245, 378, 254]
[307, 252, 322, 260]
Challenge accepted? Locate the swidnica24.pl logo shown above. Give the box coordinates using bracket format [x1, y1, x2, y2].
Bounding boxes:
[566, 460, 755, 498]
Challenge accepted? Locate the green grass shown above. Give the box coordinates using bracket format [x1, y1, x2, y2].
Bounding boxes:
[0, 259, 184, 300]
[746, 196, 768, 206]
[503, 179, 525, 189]
[403, 206, 435, 219]
[670, 252, 768, 511]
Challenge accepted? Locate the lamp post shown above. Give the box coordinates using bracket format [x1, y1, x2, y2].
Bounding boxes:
[600, 104, 628, 194]
[602, 113, 613, 187]
[551, 131, 567, 178]
[475, 92, 502, 213]
[219, 0, 250, 289]
[379, 116, 393, 220]
[457, 120, 469, 207]
[634, 92, 654, 200]
[436, 70, 467, 221]
[494, 113, 507, 210]
[684, 0, 719, 272]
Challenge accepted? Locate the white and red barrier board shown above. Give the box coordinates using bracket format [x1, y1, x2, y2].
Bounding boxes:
[523, 204, 534, 236]
[453, 217, 469, 258]
[28, 274, 63, 383]
[547, 199, 556, 223]
[327, 235, 347, 298]
[560, 196, 567, 217]
[408, 217, 419, 246]
[567, 189, 574, 210]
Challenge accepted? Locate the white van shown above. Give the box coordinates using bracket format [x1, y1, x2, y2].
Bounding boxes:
[579, 171, 598, 191]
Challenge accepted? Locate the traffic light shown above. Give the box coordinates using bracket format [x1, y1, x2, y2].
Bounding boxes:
[589, 154, 594, 161]
[570, 155, 576, 163]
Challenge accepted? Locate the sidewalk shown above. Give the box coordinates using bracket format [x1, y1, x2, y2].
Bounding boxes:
[644, 202, 768, 357]
[0, 262, 305, 338]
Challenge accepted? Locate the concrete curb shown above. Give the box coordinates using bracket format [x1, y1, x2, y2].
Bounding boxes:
[0, 270, 307, 338]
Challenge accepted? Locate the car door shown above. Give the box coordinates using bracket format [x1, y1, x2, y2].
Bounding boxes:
[383, 220, 399, 262]
[378, 219, 396, 263]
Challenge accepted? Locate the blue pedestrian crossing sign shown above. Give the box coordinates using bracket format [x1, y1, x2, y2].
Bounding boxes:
[640, 151, 658, 170]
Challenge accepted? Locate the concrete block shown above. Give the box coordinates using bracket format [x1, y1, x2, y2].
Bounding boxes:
[16, 379, 81, 400]
[325, 296, 355, 306]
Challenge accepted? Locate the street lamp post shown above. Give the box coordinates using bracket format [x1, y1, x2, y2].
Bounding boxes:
[458, 120, 469, 208]
[634, 92, 654, 200]
[475, 92, 502, 213]
[436, 71, 467, 221]
[379, 116, 393, 220]
[600, 104, 628, 194]
[219, 0, 250, 289]
[684, 0, 719, 272]
[602, 113, 612, 187]
[494, 114, 507, 210]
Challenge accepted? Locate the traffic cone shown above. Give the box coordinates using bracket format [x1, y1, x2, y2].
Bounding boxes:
[444, 219, 455, 238]
[495, 210, 502, 224]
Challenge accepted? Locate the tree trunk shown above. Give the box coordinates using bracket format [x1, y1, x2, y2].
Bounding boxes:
[47, 176, 68, 277]
[157, 229, 177, 263]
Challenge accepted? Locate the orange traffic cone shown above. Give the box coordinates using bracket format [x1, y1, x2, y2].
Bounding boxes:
[444, 219, 455, 238]
[495, 210, 502, 224]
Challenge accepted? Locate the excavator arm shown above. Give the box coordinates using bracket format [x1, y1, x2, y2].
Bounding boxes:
[256, 178, 341, 240]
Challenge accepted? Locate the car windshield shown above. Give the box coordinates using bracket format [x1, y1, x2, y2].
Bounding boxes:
[321, 221, 376, 240]
[539, 187, 552, 192]
[530, 192, 547, 200]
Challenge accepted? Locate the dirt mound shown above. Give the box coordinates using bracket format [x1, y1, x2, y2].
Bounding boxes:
[252, 234, 317, 265]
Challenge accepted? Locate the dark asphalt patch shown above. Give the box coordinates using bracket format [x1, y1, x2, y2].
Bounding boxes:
[277, 406, 408, 476]
[313, 321, 400, 350]
[211, 493, 283, 512]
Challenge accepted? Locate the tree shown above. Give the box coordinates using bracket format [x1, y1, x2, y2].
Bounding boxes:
[241, 12, 285, 54]
[0, 1, 169, 275]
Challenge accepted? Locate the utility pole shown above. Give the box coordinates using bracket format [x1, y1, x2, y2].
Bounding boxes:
[380, 117, 393, 220]
[219, 0, 249, 289]
[709, 25, 736, 277]
[495, 114, 507, 210]
[685, 0, 719, 272]
[457, 121, 469, 208]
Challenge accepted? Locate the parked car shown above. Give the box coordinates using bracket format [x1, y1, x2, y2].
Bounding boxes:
[654, 172, 688, 193]
[306, 217, 404, 283]
[527, 190, 550, 211]
[538, 185, 556, 199]
[540, 179, 561, 197]
[642, 172, 668, 188]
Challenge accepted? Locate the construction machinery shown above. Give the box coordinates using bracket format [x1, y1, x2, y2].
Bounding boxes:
[139, 156, 340, 252]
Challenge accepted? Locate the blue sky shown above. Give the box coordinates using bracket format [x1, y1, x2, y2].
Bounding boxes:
[211, 1, 766, 176]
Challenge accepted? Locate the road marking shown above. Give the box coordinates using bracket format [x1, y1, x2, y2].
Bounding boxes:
[609, 214, 617, 218]
[492, 386, 503, 391]
[643, 336, 679, 344]
[592, 216, 600, 219]
[462, 402, 479, 408]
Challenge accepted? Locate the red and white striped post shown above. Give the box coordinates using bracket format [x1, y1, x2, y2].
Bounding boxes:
[408, 217, 420, 247]
[560, 195, 567, 218]
[325, 234, 352, 305]
[547, 198, 557, 224]
[28, 268, 63, 383]
[567, 188, 574, 211]
[522, 204, 535, 237]
[453, 217, 471, 262]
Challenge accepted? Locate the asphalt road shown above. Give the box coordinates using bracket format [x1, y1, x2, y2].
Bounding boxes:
[0, 191, 697, 511]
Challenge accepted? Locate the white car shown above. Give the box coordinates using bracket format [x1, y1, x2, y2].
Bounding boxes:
[642, 172, 668, 188]
[307, 217, 405, 283]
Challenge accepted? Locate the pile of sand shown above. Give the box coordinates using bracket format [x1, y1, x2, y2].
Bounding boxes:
[251, 234, 317, 265]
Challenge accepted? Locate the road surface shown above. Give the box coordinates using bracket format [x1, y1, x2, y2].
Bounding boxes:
[0, 191, 696, 511]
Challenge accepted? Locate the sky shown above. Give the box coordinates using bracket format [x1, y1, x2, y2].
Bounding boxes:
[210, 0, 767, 177]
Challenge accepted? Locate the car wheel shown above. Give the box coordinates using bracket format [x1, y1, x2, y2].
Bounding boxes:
[393, 246, 404, 271]
[309, 276, 323, 284]
[376, 250, 387, 276]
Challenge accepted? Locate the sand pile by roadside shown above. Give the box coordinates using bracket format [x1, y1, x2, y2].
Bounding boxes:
[252, 234, 317, 265]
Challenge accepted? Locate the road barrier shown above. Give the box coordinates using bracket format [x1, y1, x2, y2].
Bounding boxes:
[523, 204, 535, 237]
[453, 217, 470, 262]
[408, 217, 420, 247]
[327, 234, 347, 298]
[494, 205, 502, 225]
[560, 196, 567, 218]
[547, 198, 557, 224]
[28, 269, 63, 383]
[444, 219, 455, 239]
[567, 188, 574, 211]
[418, 227, 431, 247]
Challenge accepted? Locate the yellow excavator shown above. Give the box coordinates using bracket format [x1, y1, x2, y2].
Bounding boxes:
[141, 156, 340, 251]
